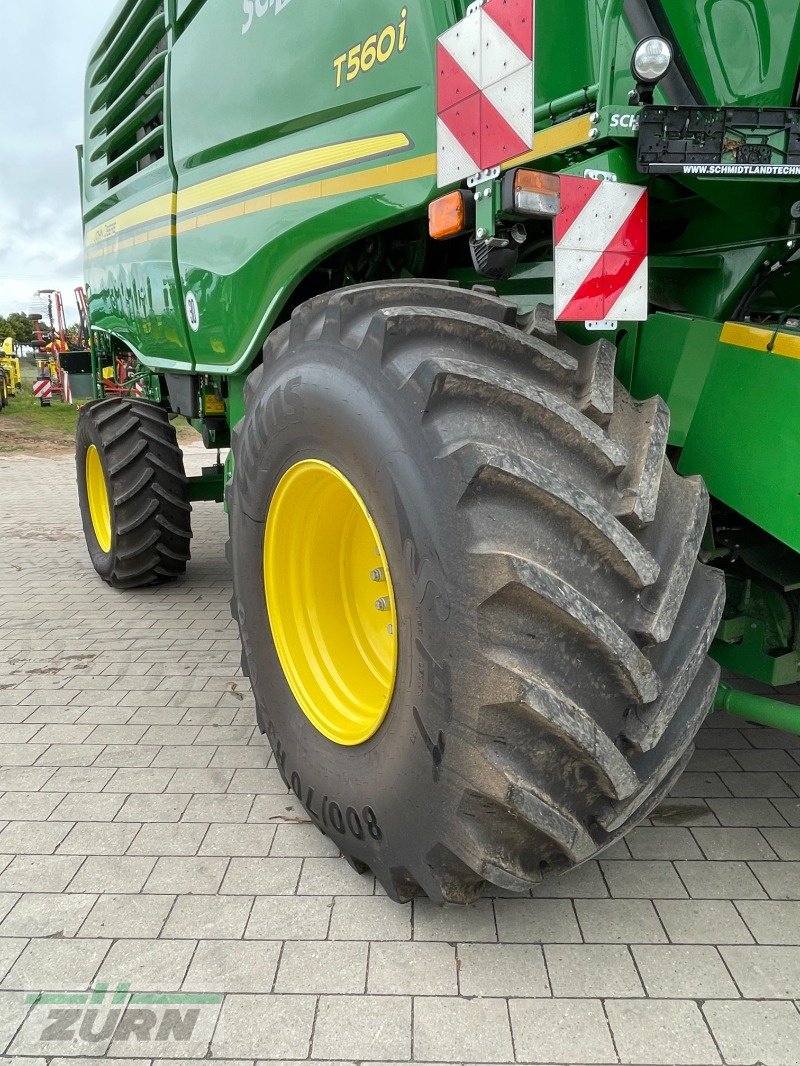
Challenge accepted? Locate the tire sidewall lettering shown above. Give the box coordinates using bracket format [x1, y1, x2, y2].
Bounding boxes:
[267, 719, 382, 843]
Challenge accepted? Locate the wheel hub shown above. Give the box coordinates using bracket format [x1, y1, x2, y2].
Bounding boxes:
[85, 444, 112, 553]
[263, 459, 398, 746]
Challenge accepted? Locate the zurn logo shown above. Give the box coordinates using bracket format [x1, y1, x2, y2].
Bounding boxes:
[242, 0, 297, 35]
[26, 984, 223, 1047]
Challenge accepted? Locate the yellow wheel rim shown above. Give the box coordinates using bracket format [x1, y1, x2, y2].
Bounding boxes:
[85, 444, 112, 554]
[264, 459, 398, 746]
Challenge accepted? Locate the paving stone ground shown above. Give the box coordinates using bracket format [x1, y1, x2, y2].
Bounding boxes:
[0, 447, 799, 1065]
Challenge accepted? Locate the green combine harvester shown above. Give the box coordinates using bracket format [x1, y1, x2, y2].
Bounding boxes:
[77, 0, 800, 902]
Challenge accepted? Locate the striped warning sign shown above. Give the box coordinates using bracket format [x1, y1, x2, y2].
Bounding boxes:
[554, 176, 649, 323]
[436, 0, 534, 185]
[33, 377, 53, 403]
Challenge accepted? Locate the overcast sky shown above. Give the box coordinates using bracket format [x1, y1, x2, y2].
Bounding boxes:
[0, 0, 117, 318]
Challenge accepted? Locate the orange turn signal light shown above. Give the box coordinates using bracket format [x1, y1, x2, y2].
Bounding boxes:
[428, 191, 470, 240]
[515, 169, 561, 197]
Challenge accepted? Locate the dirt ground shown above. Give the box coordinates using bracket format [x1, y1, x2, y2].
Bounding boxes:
[0, 365, 199, 456]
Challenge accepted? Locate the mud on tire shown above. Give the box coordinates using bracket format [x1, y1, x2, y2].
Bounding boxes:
[228, 280, 724, 903]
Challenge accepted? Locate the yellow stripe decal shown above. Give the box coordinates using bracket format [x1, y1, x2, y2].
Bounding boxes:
[85, 133, 422, 255]
[178, 153, 435, 233]
[86, 224, 176, 262]
[720, 321, 800, 361]
[176, 132, 412, 215]
[86, 193, 175, 248]
[86, 153, 436, 260]
[503, 114, 594, 171]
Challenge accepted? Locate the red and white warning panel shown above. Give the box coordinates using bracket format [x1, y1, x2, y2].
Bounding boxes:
[437, 0, 534, 185]
[554, 175, 649, 323]
[32, 377, 53, 403]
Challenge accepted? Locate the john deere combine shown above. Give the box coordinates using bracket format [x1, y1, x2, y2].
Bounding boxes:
[77, 0, 800, 901]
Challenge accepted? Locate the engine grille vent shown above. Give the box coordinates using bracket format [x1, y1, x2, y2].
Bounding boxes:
[86, 0, 167, 191]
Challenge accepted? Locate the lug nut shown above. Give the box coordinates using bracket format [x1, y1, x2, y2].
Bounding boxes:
[370, 568, 385, 582]
[375, 597, 390, 612]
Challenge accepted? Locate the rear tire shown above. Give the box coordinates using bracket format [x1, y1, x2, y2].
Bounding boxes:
[228, 281, 724, 903]
[76, 398, 192, 588]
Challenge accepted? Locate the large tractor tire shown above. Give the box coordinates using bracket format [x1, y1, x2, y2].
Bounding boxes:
[0, 372, 8, 408]
[228, 281, 724, 903]
[76, 398, 192, 588]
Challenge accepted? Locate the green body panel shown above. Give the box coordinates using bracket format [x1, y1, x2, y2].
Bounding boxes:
[678, 331, 800, 553]
[82, 0, 800, 694]
[626, 313, 800, 540]
[85, 177, 192, 371]
[169, 0, 453, 374]
[619, 314, 721, 447]
[661, 0, 800, 107]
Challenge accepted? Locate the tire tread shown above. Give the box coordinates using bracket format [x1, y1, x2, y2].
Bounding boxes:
[230, 281, 723, 903]
[79, 399, 192, 588]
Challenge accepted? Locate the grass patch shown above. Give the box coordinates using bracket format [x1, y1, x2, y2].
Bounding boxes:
[0, 363, 78, 454]
[0, 362, 200, 455]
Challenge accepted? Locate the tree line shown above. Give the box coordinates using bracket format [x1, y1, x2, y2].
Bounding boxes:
[0, 313, 37, 347]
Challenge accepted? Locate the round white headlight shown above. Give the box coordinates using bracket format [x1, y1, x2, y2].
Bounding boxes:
[632, 36, 673, 83]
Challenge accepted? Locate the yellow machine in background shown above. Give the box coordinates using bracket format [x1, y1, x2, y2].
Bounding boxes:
[1, 337, 22, 398]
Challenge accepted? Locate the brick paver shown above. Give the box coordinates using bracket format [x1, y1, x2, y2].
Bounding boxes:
[1, 449, 799, 1064]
